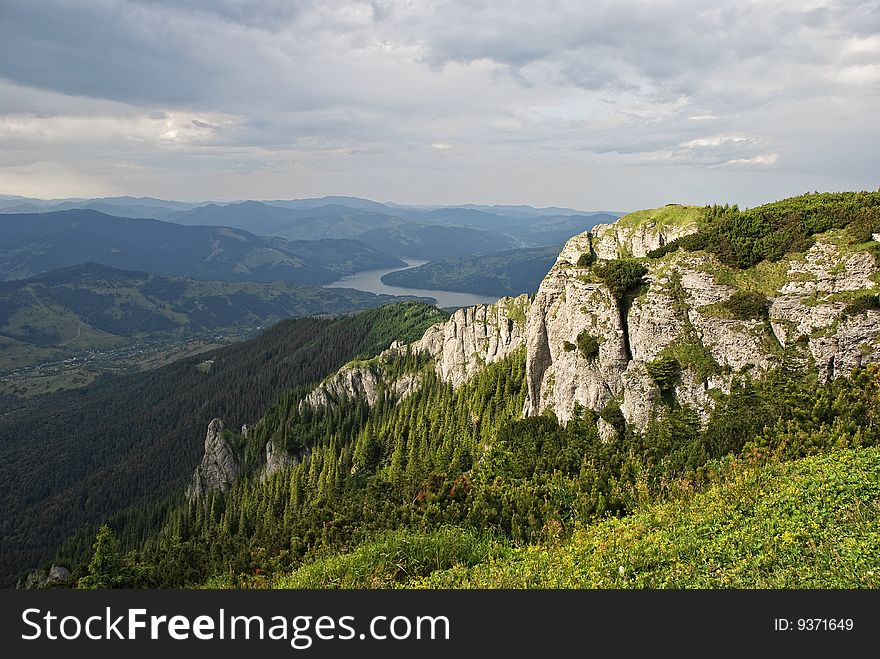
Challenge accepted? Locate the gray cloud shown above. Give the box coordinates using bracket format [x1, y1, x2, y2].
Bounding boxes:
[0, 0, 877, 207]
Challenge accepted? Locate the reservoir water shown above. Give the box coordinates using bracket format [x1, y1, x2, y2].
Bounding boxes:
[325, 260, 499, 309]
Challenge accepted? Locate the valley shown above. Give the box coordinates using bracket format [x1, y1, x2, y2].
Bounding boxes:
[0, 262, 434, 396]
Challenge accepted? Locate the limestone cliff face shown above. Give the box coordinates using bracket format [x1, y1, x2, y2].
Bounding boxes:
[191, 208, 880, 490]
[590, 213, 699, 260]
[298, 295, 530, 417]
[769, 242, 880, 379]
[301, 363, 385, 412]
[187, 419, 241, 498]
[524, 217, 880, 430]
[264, 437, 294, 477]
[416, 295, 529, 388]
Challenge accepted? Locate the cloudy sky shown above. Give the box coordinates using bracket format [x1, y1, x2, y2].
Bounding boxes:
[0, 0, 877, 210]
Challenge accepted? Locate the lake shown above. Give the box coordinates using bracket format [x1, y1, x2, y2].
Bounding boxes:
[325, 260, 500, 309]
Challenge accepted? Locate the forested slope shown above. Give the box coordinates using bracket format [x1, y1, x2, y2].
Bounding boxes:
[1, 302, 445, 586]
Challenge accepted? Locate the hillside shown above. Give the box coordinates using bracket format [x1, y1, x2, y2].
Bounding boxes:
[414, 448, 880, 588]
[0, 210, 403, 283]
[0, 262, 432, 394]
[381, 244, 561, 296]
[277, 448, 880, 589]
[0, 302, 446, 587]
[34, 191, 880, 591]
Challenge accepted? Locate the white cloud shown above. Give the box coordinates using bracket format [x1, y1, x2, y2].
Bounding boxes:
[726, 153, 779, 166]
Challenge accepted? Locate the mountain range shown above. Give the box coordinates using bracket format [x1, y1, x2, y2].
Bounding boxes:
[8, 190, 880, 590]
[0, 195, 619, 262]
[0, 209, 404, 283]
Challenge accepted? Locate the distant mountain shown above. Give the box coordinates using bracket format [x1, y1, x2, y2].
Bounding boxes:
[0, 210, 403, 283]
[263, 196, 394, 213]
[166, 201, 607, 258]
[356, 222, 519, 259]
[381, 244, 561, 297]
[167, 202, 520, 258]
[0, 196, 203, 220]
[0, 262, 431, 372]
[167, 201, 393, 238]
[403, 208, 617, 245]
[502, 212, 619, 245]
[0, 196, 621, 261]
[450, 203, 593, 217]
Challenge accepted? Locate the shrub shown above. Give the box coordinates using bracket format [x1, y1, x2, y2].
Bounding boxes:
[576, 331, 600, 360]
[723, 290, 771, 320]
[646, 356, 680, 392]
[844, 294, 880, 316]
[593, 259, 648, 301]
[562, 340, 576, 352]
[599, 401, 626, 436]
[577, 252, 596, 267]
[647, 241, 680, 259]
[681, 192, 880, 269]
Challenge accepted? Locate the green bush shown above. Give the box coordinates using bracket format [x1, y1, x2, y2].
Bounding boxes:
[646, 356, 680, 392]
[723, 290, 770, 320]
[593, 259, 648, 301]
[577, 252, 596, 267]
[647, 241, 680, 259]
[562, 340, 576, 352]
[598, 401, 626, 436]
[844, 294, 880, 316]
[576, 331, 600, 360]
[680, 192, 880, 269]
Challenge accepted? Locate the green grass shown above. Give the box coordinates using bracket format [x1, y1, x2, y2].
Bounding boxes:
[615, 205, 704, 231]
[409, 448, 880, 588]
[265, 528, 508, 589]
[707, 258, 792, 296]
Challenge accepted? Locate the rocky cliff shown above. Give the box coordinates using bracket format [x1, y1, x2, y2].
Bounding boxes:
[300, 294, 530, 415]
[187, 419, 242, 498]
[524, 206, 880, 430]
[415, 295, 529, 387]
[189, 200, 880, 487]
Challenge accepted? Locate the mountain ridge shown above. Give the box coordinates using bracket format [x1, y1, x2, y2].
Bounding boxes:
[0, 209, 404, 283]
[227, 192, 880, 482]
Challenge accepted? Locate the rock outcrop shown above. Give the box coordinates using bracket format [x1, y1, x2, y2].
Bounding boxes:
[299, 295, 530, 416]
[186, 419, 241, 499]
[590, 213, 699, 260]
[416, 295, 529, 388]
[18, 565, 72, 589]
[524, 214, 880, 430]
[769, 242, 880, 379]
[264, 437, 294, 477]
[301, 363, 385, 412]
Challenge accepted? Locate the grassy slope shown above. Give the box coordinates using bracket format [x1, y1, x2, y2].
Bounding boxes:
[268, 448, 880, 589]
[614, 204, 703, 230]
[415, 448, 880, 588]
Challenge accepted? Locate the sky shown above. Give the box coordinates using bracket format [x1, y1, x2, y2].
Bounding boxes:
[0, 0, 878, 211]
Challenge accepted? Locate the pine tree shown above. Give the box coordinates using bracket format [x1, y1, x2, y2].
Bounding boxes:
[78, 525, 128, 589]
